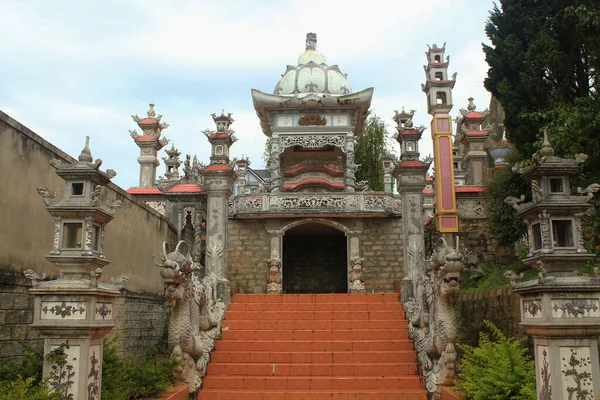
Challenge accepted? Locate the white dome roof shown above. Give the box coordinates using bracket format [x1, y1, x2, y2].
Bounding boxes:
[274, 33, 352, 97]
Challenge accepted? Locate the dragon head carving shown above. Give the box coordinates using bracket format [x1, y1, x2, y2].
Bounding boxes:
[154, 241, 198, 306]
[430, 238, 464, 300]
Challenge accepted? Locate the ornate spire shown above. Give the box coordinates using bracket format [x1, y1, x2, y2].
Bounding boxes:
[78, 136, 93, 163]
[305, 32, 317, 51]
[466, 97, 476, 111]
[211, 110, 234, 133]
[539, 128, 555, 157]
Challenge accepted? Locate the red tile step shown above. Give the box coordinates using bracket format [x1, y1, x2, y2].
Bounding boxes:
[197, 293, 426, 399]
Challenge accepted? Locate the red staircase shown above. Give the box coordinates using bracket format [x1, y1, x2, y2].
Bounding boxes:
[198, 293, 426, 400]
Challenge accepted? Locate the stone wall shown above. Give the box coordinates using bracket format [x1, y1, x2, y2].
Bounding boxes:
[455, 286, 530, 350]
[0, 110, 176, 364]
[108, 291, 169, 357]
[227, 219, 271, 294]
[0, 271, 39, 364]
[360, 218, 403, 293]
[227, 216, 404, 294]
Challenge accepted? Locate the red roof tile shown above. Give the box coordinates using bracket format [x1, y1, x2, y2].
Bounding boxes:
[284, 178, 345, 190]
[127, 187, 162, 195]
[209, 133, 230, 139]
[456, 186, 484, 193]
[166, 183, 204, 193]
[465, 111, 485, 119]
[201, 164, 232, 172]
[426, 177, 434, 181]
[423, 189, 434, 195]
[138, 118, 158, 124]
[134, 136, 159, 141]
[399, 161, 428, 167]
[285, 164, 342, 175]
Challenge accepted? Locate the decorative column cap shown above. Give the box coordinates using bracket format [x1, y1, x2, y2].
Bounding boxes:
[129, 103, 169, 148]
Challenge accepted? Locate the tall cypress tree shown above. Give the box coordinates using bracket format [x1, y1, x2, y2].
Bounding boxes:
[355, 115, 387, 191]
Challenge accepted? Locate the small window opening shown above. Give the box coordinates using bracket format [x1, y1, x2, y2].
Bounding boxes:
[168, 166, 174, 172]
[532, 223, 542, 250]
[406, 142, 415, 152]
[71, 182, 84, 196]
[434, 55, 441, 63]
[435, 72, 443, 81]
[62, 222, 83, 248]
[552, 220, 574, 247]
[550, 178, 564, 193]
[453, 162, 459, 169]
[436, 92, 447, 105]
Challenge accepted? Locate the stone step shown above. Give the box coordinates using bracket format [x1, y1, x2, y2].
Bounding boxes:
[224, 310, 406, 321]
[210, 350, 418, 364]
[199, 389, 428, 400]
[207, 362, 419, 376]
[227, 302, 404, 312]
[220, 328, 409, 341]
[202, 375, 423, 390]
[214, 339, 415, 352]
[232, 293, 401, 304]
[222, 319, 408, 330]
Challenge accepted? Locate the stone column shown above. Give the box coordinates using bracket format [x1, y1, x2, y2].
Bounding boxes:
[462, 131, 489, 185]
[345, 134, 356, 191]
[395, 166, 429, 302]
[267, 234, 283, 294]
[202, 111, 238, 303]
[269, 133, 282, 192]
[347, 234, 365, 293]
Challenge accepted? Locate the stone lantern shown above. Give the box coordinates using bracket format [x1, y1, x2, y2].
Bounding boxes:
[508, 131, 600, 399]
[380, 151, 396, 194]
[233, 155, 250, 195]
[30, 137, 125, 400]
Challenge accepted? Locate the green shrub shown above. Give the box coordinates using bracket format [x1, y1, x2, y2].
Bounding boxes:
[0, 376, 62, 400]
[460, 264, 536, 295]
[0, 340, 44, 384]
[455, 320, 536, 400]
[101, 337, 178, 400]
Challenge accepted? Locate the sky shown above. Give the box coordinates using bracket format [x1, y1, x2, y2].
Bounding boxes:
[0, 0, 497, 190]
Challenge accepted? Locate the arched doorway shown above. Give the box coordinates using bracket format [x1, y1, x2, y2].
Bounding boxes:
[282, 222, 347, 293]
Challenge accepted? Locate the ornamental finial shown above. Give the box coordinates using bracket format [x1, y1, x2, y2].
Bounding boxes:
[305, 32, 317, 51]
[539, 128, 555, 158]
[78, 136, 93, 163]
[467, 97, 476, 111]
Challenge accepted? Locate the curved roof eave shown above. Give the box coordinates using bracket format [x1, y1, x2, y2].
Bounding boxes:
[251, 87, 374, 137]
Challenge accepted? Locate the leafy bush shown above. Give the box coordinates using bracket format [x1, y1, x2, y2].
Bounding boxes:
[101, 337, 178, 400]
[455, 320, 536, 399]
[0, 340, 44, 383]
[460, 263, 536, 295]
[0, 377, 62, 400]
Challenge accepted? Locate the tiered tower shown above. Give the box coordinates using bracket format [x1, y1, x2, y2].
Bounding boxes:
[422, 43, 458, 233]
[129, 104, 169, 188]
[455, 97, 490, 186]
[162, 144, 181, 180]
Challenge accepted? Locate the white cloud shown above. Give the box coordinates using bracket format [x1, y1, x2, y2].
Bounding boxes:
[0, 0, 497, 188]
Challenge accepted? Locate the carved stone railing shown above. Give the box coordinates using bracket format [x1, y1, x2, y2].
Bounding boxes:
[230, 192, 402, 217]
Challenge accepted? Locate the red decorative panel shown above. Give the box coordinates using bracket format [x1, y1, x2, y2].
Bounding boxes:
[438, 136, 454, 210]
[437, 118, 450, 132]
[440, 216, 457, 230]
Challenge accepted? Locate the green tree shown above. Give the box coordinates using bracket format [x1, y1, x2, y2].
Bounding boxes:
[483, 0, 600, 249]
[355, 115, 388, 191]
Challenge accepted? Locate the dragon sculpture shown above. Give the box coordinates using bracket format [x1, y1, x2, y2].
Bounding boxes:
[405, 238, 464, 398]
[153, 241, 226, 393]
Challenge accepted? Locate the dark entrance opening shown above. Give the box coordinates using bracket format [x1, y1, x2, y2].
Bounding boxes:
[283, 223, 347, 294]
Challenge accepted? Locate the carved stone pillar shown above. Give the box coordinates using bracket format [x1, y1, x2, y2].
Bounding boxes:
[345, 135, 356, 192]
[395, 165, 429, 303]
[267, 234, 283, 294]
[202, 111, 238, 303]
[269, 133, 282, 192]
[348, 235, 365, 293]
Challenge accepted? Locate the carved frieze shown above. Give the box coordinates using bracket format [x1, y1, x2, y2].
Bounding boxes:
[560, 347, 594, 399]
[298, 114, 327, 126]
[144, 201, 166, 215]
[523, 300, 543, 319]
[41, 301, 87, 320]
[457, 199, 486, 219]
[551, 298, 600, 318]
[279, 134, 346, 151]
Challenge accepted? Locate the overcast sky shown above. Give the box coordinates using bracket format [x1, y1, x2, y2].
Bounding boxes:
[0, 0, 496, 189]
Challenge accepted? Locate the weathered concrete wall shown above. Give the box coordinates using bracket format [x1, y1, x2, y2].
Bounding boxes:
[227, 216, 404, 294]
[0, 110, 176, 363]
[0, 110, 176, 294]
